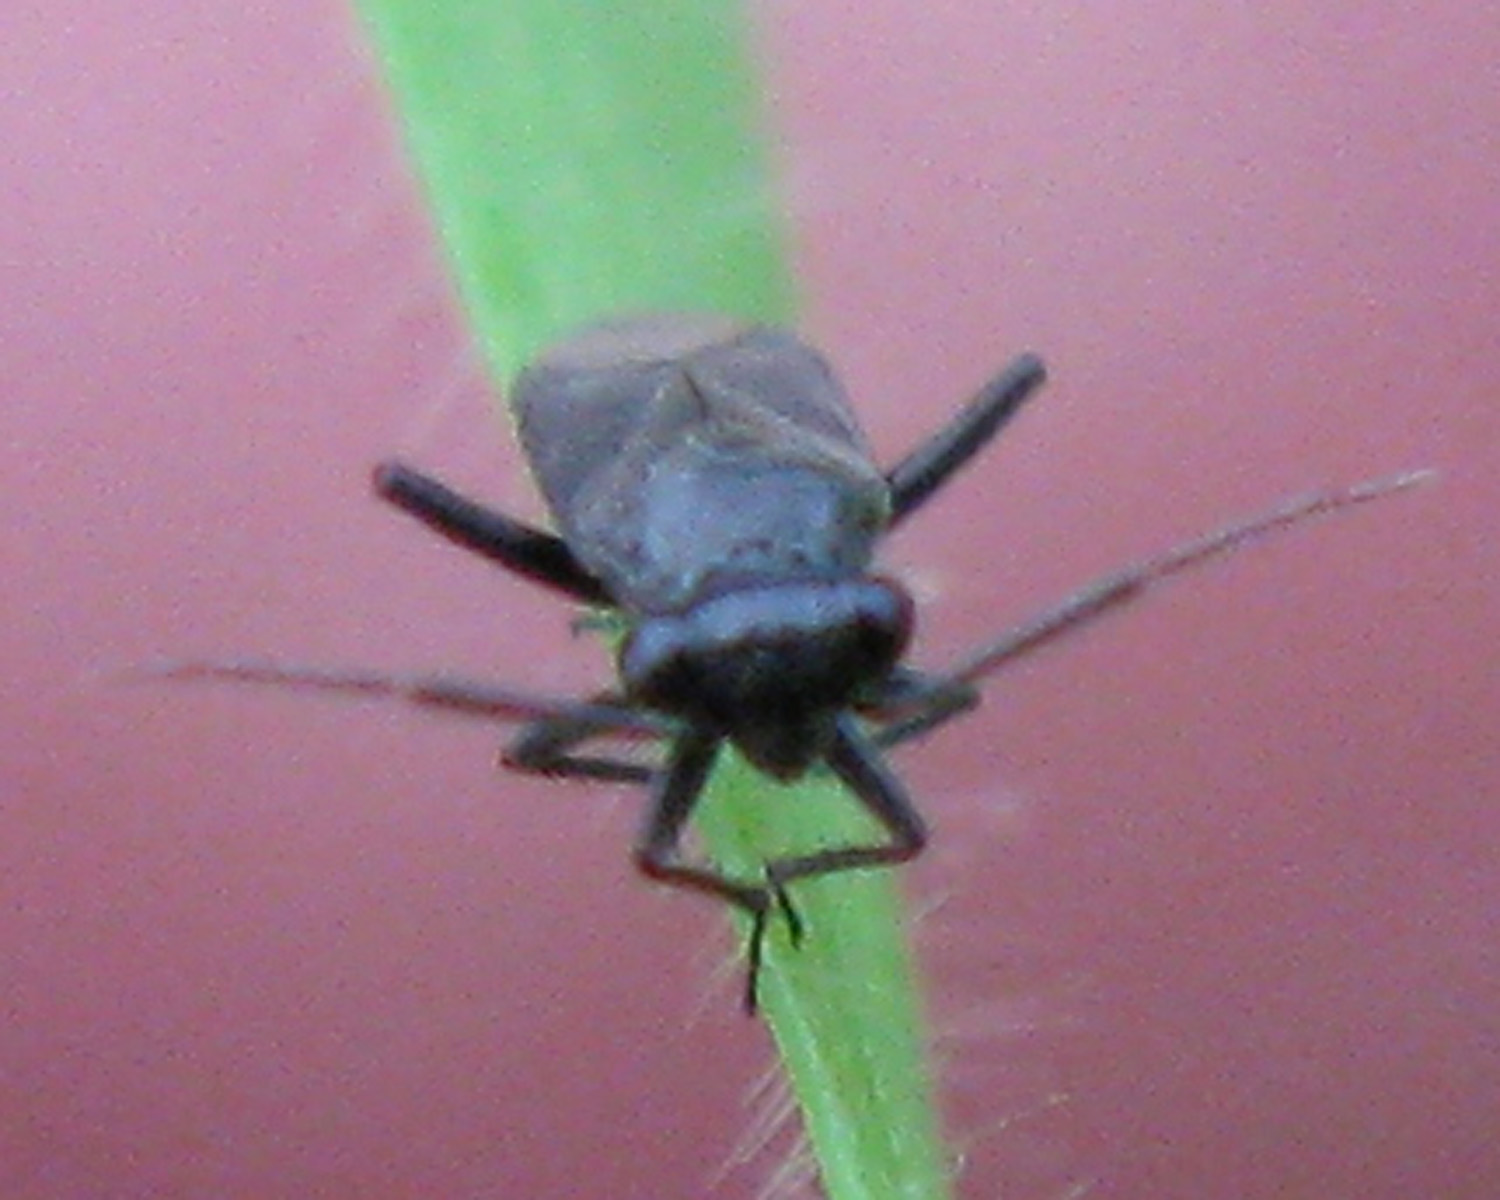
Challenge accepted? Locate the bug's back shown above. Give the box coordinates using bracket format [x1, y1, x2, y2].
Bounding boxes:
[512, 314, 891, 615]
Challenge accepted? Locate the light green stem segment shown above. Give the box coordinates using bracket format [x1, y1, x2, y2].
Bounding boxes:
[350, 4, 950, 1196]
[356, 0, 792, 376]
[699, 755, 952, 1199]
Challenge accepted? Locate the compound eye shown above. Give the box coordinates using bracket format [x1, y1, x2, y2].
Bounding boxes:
[620, 619, 684, 698]
[854, 581, 914, 666]
[622, 617, 726, 719]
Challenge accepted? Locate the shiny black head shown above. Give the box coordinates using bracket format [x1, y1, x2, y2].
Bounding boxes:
[619, 578, 913, 778]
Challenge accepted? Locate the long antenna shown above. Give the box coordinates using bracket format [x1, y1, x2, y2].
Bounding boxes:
[123, 659, 667, 736]
[946, 468, 1436, 685]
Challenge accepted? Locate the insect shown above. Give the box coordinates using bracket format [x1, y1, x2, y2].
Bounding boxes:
[158, 312, 1428, 1012]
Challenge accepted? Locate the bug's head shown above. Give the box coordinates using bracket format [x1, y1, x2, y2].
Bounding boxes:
[620, 578, 913, 779]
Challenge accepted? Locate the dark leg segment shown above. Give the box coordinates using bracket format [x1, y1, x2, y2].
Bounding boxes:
[631, 733, 786, 1011]
[765, 716, 928, 889]
[374, 461, 612, 605]
[885, 352, 1047, 527]
[503, 694, 664, 784]
[861, 666, 980, 750]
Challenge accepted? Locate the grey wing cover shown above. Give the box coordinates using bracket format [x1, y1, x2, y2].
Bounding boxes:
[511, 314, 891, 614]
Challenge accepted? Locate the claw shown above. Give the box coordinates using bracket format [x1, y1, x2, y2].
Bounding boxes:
[771, 880, 805, 947]
[739, 881, 805, 1015]
[743, 901, 769, 1016]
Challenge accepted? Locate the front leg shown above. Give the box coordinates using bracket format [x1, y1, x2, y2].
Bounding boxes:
[503, 693, 669, 785]
[630, 732, 786, 1012]
[859, 666, 981, 750]
[764, 716, 929, 893]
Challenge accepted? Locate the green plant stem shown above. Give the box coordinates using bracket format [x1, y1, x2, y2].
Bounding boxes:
[350, 4, 948, 1197]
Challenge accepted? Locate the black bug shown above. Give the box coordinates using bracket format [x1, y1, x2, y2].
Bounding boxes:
[157, 312, 1428, 1012]
[377, 314, 1047, 1006]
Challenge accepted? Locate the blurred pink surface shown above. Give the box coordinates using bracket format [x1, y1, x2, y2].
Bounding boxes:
[3, 2, 1495, 1197]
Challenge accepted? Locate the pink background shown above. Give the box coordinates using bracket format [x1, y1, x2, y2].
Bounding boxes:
[4, 3, 1495, 1197]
